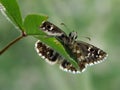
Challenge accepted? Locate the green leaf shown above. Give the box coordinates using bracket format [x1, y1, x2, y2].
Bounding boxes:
[35, 36, 79, 69]
[0, 0, 23, 29]
[24, 14, 48, 35]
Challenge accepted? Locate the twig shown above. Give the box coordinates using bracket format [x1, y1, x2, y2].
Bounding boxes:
[0, 31, 26, 55]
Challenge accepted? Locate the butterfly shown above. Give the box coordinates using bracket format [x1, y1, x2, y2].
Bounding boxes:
[35, 21, 108, 74]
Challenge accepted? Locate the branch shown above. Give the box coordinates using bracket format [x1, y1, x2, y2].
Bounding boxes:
[0, 31, 26, 55]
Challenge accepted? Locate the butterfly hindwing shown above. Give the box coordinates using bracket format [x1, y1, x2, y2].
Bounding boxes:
[35, 40, 80, 74]
[35, 40, 59, 64]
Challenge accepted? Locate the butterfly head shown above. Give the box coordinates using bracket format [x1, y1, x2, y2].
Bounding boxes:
[68, 31, 78, 44]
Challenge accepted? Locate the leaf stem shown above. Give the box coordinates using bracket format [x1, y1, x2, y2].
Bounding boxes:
[0, 31, 26, 55]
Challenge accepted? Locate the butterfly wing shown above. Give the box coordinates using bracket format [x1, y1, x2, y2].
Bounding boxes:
[40, 21, 66, 36]
[35, 40, 80, 74]
[68, 41, 108, 72]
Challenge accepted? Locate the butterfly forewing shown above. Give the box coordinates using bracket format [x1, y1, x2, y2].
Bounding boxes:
[40, 21, 66, 36]
[67, 40, 108, 71]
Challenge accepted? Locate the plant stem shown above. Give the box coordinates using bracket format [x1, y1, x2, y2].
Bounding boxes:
[0, 31, 26, 55]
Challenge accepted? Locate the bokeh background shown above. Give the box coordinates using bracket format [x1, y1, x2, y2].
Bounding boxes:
[0, 0, 120, 90]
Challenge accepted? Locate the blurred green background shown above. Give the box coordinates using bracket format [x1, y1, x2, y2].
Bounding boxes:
[0, 0, 120, 90]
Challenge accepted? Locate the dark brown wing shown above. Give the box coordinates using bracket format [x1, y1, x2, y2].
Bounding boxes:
[35, 40, 80, 74]
[68, 41, 108, 71]
[40, 21, 66, 36]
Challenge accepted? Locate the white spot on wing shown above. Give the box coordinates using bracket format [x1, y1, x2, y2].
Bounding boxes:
[97, 50, 101, 54]
[89, 63, 94, 66]
[88, 46, 92, 51]
[42, 27, 45, 30]
[38, 53, 42, 56]
[45, 58, 57, 65]
[81, 68, 86, 72]
[49, 25, 53, 30]
[35, 40, 41, 53]
[44, 30, 63, 36]
[59, 64, 80, 74]
[76, 50, 80, 53]
[41, 56, 45, 59]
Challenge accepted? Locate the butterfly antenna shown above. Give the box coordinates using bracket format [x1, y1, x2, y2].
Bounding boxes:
[84, 37, 91, 41]
[79, 36, 91, 41]
[60, 23, 70, 32]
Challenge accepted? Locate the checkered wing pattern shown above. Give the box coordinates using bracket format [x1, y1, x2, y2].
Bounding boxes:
[35, 40, 80, 74]
[40, 21, 66, 36]
[67, 40, 108, 72]
[36, 21, 108, 73]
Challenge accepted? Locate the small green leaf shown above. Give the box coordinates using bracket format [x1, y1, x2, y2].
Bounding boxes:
[0, 0, 23, 29]
[24, 14, 48, 35]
